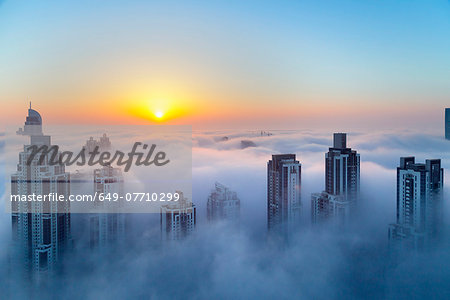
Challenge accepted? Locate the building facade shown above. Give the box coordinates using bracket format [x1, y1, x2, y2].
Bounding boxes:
[389, 157, 444, 250]
[89, 165, 127, 249]
[311, 133, 360, 224]
[325, 133, 360, 201]
[160, 192, 196, 241]
[11, 104, 71, 279]
[311, 192, 349, 224]
[207, 182, 240, 222]
[267, 154, 301, 233]
[445, 108, 450, 140]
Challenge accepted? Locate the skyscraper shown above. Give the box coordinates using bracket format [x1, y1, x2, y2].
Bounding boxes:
[83, 133, 111, 154]
[311, 133, 360, 224]
[207, 182, 240, 222]
[325, 133, 360, 201]
[388, 157, 444, 250]
[267, 154, 301, 233]
[89, 165, 127, 249]
[16, 102, 43, 137]
[311, 192, 349, 224]
[11, 104, 71, 280]
[160, 192, 196, 241]
[445, 108, 450, 140]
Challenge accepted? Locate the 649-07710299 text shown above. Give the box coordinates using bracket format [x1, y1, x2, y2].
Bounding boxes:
[10, 192, 181, 203]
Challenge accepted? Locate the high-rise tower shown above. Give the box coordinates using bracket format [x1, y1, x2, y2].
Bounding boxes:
[389, 157, 444, 250]
[325, 133, 360, 200]
[207, 182, 240, 222]
[311, 133, 360, 224]
[160, 192, 196, 241]
[89, 165, 127, 249]
[445, 108, 450, 140]
[11, 104, 71, 279]
[267, 154, 301, 233]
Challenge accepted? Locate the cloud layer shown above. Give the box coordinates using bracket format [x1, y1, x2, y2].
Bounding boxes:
[1, 128, 449, 299]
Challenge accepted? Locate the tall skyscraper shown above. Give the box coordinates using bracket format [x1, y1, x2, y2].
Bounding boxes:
[207, 182, 240, 222]
[89, 165, 127, 249]
[11, 104, 71, 279]
[267, 154, 301, 233]
[389, 157, 444, 250]
[445, 108, 450, 140]
[325, 133, 360, 201]
[311, 133, 360, 224]
[160, 192, 196, 241]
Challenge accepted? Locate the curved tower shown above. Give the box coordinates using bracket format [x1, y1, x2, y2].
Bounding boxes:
[11, 104, 71, 280]
[16, 101, 43, 136]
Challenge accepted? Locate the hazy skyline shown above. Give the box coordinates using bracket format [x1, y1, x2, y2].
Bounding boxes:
[2, 126, 449, 299]
[1, 0, 449, 129]
[2, 2, 450, 298]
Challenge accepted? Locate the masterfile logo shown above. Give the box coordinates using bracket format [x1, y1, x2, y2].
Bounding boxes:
[4, 123, 192, 214]
[26, 142, 170, 172]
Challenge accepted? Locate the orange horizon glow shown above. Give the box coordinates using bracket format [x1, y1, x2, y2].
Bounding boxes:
[0, 96, 444, 132]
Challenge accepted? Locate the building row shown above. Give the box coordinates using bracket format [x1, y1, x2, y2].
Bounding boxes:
[267, 132, 445, 252]
[267, 133, 361, 231]
[11, 105, 446, 281]
[10, 105, 244, 280]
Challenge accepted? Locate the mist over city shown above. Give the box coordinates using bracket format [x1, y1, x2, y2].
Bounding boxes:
[1, 0, 450, 299]
[1, 124, 449, 299]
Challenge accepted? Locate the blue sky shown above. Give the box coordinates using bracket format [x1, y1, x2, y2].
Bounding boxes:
[1, 0, 449, 128]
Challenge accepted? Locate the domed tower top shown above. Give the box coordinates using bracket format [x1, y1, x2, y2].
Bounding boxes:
[25, 101, 42, 125]
[17, 101, 43, 136]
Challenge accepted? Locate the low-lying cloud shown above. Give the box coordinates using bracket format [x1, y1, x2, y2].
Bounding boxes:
[1, 128, 449, 299]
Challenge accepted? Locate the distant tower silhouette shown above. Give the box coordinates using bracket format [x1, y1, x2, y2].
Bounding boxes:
[207, 182, 240, 222]
[445, 108, 450, 140]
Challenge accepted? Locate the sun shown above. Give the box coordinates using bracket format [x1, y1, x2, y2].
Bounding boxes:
[154, 111, 164, 119]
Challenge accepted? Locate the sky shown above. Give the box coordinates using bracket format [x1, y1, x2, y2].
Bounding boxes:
[2, 2, 450, 297]
[1, 0, 449, 129]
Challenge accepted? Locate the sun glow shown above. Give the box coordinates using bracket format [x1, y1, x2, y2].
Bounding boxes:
[126, 96, 190, 123]
[155, 111, 164, 118]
